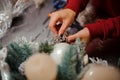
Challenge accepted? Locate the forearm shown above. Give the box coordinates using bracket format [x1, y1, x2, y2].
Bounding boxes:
[65, 0, 89, 15]
[85, 16, 120, 40]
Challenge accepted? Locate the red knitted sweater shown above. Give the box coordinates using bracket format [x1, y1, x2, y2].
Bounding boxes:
[65, 0, 120, 40]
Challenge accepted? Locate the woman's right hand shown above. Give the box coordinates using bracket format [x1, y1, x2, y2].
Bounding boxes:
[49, 8, 76, 35]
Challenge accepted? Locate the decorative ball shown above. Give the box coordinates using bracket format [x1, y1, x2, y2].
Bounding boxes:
[24, 53, 57, 80]
[50, 43, 72, 65]
[50, 43, 78, 80]
[78, 64, 120, 80]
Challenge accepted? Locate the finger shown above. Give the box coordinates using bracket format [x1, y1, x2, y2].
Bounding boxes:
[67, 34, 87, 44]
[67, 34, 78, 43]
[59, 20, 70, 35]
[49, 14, 59, 35]
[48, 13, 51, 17]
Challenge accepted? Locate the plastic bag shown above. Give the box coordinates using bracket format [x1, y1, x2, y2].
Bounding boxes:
[0, 0, 12, 38]
[0, 47, 10, 80]
[0, 0, 33, 39]
[12, 0, 33, 17]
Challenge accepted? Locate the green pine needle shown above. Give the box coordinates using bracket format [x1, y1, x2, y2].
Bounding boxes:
[57, 45, 78, 80]
[6, 42, 32, 72]
[39, 41, 53, 54]
[10, 71, 26, 80]
[0, 42, 2, 49]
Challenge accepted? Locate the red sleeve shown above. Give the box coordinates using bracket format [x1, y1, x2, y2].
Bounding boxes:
[85, 16, 120, 40]
[65, 0, 89, 15]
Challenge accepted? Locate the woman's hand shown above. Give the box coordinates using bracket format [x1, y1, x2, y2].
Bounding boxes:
[49, 8, 76, 35]
[67, 27, 91, 44]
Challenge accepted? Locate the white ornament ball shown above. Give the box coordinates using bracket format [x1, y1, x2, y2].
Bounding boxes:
[50, 43, 71, 65]
[79, 64, 120, 80]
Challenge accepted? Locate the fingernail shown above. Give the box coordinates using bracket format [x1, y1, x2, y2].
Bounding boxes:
[48, 13, 51, 17]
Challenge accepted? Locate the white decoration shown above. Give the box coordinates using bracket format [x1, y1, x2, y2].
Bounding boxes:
[0, 47, 8, 61]
[0, 47, 10, 80]
[13, 36, 39, 53]
[89, 57, 108, 66]
[50, 43, 71, 65]
[83, 54, 89, 65]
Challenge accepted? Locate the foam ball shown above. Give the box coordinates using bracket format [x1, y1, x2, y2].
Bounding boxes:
[24, 53, 57, 80]
[79, 64, 120, 80]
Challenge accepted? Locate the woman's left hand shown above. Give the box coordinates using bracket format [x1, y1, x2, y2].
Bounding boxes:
[67, 27, 91, 44]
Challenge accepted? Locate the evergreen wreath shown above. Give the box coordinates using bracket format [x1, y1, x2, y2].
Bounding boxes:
[0, 37, 120, 80]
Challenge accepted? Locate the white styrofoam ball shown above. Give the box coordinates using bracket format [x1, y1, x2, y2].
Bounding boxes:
[25, 53, 57, 80]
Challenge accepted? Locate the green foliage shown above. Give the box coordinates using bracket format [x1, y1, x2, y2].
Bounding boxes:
[6, 42, 32, 72]
[0, 40, 85, 80]
[1, 42, 33, 80]
[57, 45, 78, 80]
[0, 40, 55, 80]
[10, 71, 26, 80]
[0, 41, 54, 80]
[0, 73, 1, 80]
[0, 42, 2, 49]
[39, 41, 53, 54]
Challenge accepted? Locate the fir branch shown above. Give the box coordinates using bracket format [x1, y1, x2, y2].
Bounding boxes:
[0, 42, 2, 49]
[10, 71, 26, 80]
[39, 41, 53, 54]
[6, 42, 32, 72]
[57, 45, 78, 80]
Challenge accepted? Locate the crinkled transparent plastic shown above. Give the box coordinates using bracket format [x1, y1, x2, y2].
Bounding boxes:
[0, 0, 12, 38]
[0, 47, 10, 80]
[0, 0, 32, 39]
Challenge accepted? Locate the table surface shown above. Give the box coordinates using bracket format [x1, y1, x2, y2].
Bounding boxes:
[1, 0, 54, 45]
